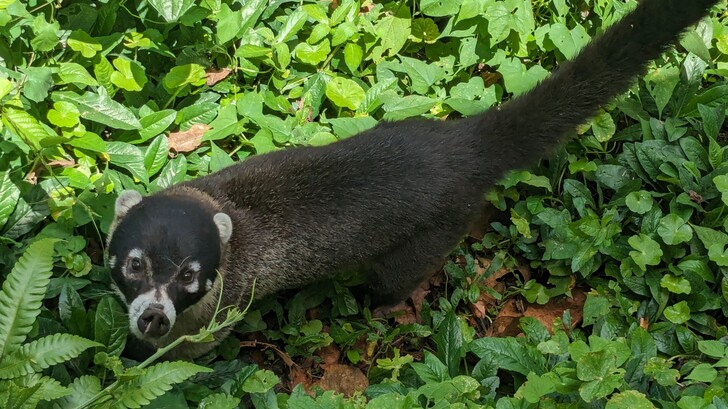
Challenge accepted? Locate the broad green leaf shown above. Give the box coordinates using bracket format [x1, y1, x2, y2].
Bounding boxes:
[628, 234, 663, 271]
[626, 190, 654, 214]
[294, 40, 331, 66]
[57, 63, 98, 87]
[714, 174, 728, 206]
[139, 109, 177, 142]
[399, 56, 444, 94]
[344, 43, 363, 73]
[411, 18, 440, 43]
[373, 8, 411, 58]
[663, 301, 690, 324]
[67, 30, 102, 58]
[470, 337, 547, 376]
[382, 95, 437, 121]
[110, 57, 147, 92]
[421, 0, 463, 17]
[162, 64, 206, 94]
[606, 391, 656, 409]
[148, 0, 194, 23]
[325, 77, 365, 110]
[591, 110, 616, 142]
[242, 369, 279, 393]
[697, 340, 726, 358]
[107, 141, 149, 184]
[660, 274, 691, 295]
[499, 58, 549, 96]
[685, 363, 717, 382]
[0, 333, 100, 378]
[518, 372, 556, 403]
[199, 393, 241, 409]
[144, 135, 170, 176]
[0, 171, 20, 229]
[30, 15, 59, 52]
[47, 101, 80, 128]
[680, 31, 711, 63]
[0, 239, 55, 358]
[56, 90, 142, 130]
[657, 214, 692, 245]
[549, 23, 590, 59]
[94, 296, 127, 357]
[485, 3, 512, 46]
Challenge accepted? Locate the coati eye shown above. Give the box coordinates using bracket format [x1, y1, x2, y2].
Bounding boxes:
[179, 270, 195, 284]
[129, 257, 142, 273]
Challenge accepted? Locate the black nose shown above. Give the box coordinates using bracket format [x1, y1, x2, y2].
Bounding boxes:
[137, 308, 170, 337]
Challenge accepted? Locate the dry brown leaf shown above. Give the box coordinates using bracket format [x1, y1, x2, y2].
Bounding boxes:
[205, 68, 232, 86]
[488, 289, 586, 337]
[639, 317, 650, 330]
[47, 158, 76, 167]
[314, 364, 368, 397]
[470, 300, 487, 319]
[167, 124, 210, 156]
[410, 286, 430, 321]
[288, 366, 314, 393]
[488, 299, 523, 337]
[25, 170, 37, 185]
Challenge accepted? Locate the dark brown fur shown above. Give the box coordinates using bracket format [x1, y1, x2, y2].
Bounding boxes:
[109, 0, 720, 359]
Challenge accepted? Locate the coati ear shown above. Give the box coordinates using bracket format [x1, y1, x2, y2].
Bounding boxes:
[114, 190, 143, 219]
[213, 213, 233, 245]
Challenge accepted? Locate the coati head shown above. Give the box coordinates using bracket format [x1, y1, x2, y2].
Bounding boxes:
[107, 189, 233, 344]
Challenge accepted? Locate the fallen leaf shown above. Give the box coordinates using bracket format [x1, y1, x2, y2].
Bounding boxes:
[205, 68, 232, 86]
[470, 300, 487, 319]
[47, 158, 76, 167]
[167, 124, 210, 156]
[488, 289, 586, 337]
[314, 364, 368, 397]
[639, 317, 649, 330]
[25, 170, 37, 185]
[410, 285, 430, 321]
[288, 366, 313, 393]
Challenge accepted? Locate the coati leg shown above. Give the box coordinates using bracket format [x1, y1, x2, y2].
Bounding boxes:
[369, 225, 466, 307]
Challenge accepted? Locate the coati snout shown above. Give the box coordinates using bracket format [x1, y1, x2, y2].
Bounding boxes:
[107, 190, 233, 345]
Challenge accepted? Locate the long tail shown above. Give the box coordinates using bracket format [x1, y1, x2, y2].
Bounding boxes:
[475, 0, 720, 175]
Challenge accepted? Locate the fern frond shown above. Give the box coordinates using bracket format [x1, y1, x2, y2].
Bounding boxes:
[56, 375, 106, 408]
[114, 361, 212, 408]
[14, 373, 71, 402]
[0, 333, 101, 379]
[0, 239, 55, 358]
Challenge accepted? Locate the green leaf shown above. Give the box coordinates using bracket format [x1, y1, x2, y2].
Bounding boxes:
[680, 31, 711, 63]
[241, 369, 279, 393]
[485, 3, 513, 46]
[399, 56, 444, 94]
[94, 296, 127, 357]
[0, 239, 55, 358]
[591, 110, 616, 142]
[698, 103, 725, 140]
[148, 0, 194, 23]
[139, 109, 177, 142]
[56, 90, 142, 130]
[626, 191, 654, 214]
[606, 391, 656, 409]
[411, 18, 440, 43]
[382, 95, 437, 121]
[162, 64, 207, 94]
[657, 214, 692, 245]
[470, 337, 547, 376]
[685, 363, 717, 382]
[144, 135, 170, 176]
[663, 301, 690, 324]
[434, 310, 463, 378]
[2, 105, 55, 150]
[110, 57, 147, 92]
[499, 58, 549, 97]
[57, 62, 98, 87]
[30, 15, 59, 52]
[577, 350, 622, 402]
[421, 0, 462, 17]
[628, 234, 663, 271]
[344, 43, 363, 73]
[549, 23, 590, 59]
[0, 333, 100, 378]
[0, 171, 20, 229]
[697, 340, 726, 358]
[67, 30, 102, 58]
[199, 393, 241, 409]
[107, 141, 149, 184]
[660, 274, 691, 295]
[325, 77, 366, 110]
[115, 361, 212, 408]
[47, 101, 80, 128]
[294, 40, 331, 66]
[714, 174, 728, 206]
[373, 8, 411, 58]
[518, 372, 556, 403]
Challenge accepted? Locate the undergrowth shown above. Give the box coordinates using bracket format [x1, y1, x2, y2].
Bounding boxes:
[1, 0, 728, 408]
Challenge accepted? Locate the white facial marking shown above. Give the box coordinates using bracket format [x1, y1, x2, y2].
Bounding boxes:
[184, 279, 200, 293]
[206, 279, 213, 291]
[109, 255, 117, 269]
[123, 248, 144, 278]
[128, 285, 176, 340]
[189, 261, 201, 272]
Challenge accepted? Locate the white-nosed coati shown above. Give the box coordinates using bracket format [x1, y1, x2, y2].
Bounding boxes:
[107, 0, 722, 360]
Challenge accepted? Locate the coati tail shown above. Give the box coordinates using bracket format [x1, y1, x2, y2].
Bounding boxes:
[478, 0, 720, 175]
